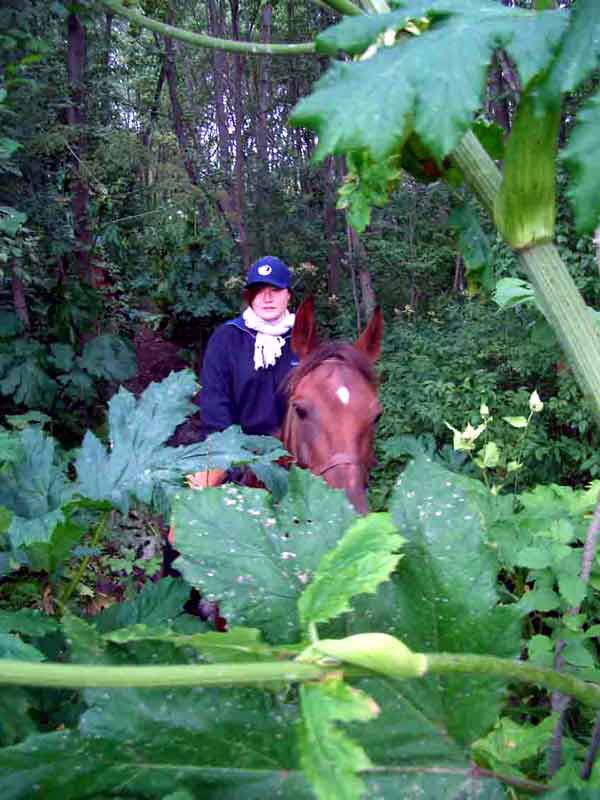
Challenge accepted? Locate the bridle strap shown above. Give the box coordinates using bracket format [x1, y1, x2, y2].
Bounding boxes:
[316, 453, 365, 477]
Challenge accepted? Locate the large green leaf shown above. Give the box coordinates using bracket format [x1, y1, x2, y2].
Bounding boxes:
[472, 715, 558, 775]
[0, 632, 44, 662]
[0, 714, 508, 799]
[543, 0, 600, 98]
[366, 773, 507, 798]
[298, 512, 404, 628]
[448, 202, 493, 291]
[92, 576, 194, 633]
[0, 359, 57, 408]
[104, 624, 278, 662]
[79, 333, 137, 382]
[343, 455, 520, 760]
[47, 343, 75, 373]
[0, 727, 308, 800]
[79, 683, 299, 760]
[291, 1, 567, 162]
[172, 467, 357, 643]
[0, 688, 37, 746]
[0, 206, 26, 236]
[561, 88, 600, 234]
[299, 679, 375, 800]
[186, 425, 287, 471]
[0, 609, 60, 637]
[0, 428, 71, 551]
[74, 372, 282, 512]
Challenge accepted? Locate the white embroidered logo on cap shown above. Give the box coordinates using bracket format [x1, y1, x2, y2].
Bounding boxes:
[258, 265, 272, 276]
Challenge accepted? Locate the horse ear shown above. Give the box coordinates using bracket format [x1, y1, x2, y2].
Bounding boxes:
[355, 305, 383, 362]
[292, 296, 318, 359]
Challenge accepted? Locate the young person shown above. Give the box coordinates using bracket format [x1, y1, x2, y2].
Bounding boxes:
[190, 255, 297, 487]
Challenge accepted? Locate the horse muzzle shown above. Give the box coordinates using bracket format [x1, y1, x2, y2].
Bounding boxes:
[316, 455, 369, 515]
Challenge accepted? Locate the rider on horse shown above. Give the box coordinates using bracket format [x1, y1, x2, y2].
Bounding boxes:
[190, 256, 298, 488]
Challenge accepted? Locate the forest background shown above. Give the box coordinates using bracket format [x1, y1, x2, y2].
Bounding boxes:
[2, 0, 599, 494]
[2, 0, 600, 798]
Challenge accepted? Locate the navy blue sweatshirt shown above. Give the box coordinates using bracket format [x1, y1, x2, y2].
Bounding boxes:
[198, 315, 298, 438]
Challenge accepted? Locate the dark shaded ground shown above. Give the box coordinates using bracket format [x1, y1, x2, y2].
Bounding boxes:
[125, 325, 203, 444]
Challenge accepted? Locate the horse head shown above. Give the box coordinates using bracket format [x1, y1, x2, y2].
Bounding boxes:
[283, 298, 383, 514]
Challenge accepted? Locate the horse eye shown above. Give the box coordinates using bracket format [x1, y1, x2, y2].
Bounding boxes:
[295, 404, 309, 420]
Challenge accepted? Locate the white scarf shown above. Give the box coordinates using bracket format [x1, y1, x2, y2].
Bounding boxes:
[242, 307, 295, 370]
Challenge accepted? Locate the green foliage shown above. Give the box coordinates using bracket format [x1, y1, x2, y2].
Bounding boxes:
[77, 372, 287, 514]
[0, 330, 137, 444]
[561, 89, 600, 234]
[0, 374, 287, 587]
[374, 298, 598, 501]
[299, 679, 375, 800]
[172, 467, 356, 643]
[337, 151, 402, 232]
[449, 201, 493, 293]
[2, 2, 600, 796]
[292, 2, 600, 244]
[473, 715, 559, 779]
[292, 1, 566, 161]
[3, 433, 600, 796]
[78, 334, 136, 382]
[0, 427, 72, 562]
[387, 453, 521, 741]
[298, 512, 403, 628]
[487, 480, 600, 675]
[165, 234, 241, 319]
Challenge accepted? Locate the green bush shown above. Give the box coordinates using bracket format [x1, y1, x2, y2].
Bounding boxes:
[373, 298, 598, 508]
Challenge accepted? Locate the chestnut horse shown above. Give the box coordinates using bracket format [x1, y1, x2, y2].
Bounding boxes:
[282, 298, 383, 514]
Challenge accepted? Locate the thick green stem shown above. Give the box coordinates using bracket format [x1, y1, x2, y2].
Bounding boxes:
[452, 131, 600, 426]
[0, 659, 326, 688]
[3, 651, 600, 711]
[451, 130, 502, 216]
[426, 653, 600, 710]
[519, 243, 600, 423]
[99, 0, 317, 55]
[317, 0, 364, 16]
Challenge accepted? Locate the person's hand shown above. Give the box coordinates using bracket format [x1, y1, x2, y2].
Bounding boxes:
[186, 469, 227, 489]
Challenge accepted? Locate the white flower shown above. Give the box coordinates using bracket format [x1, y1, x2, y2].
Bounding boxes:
[529, 390, 544, 413]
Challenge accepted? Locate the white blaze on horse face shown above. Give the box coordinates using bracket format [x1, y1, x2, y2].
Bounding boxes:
[336, 386, 350, 406]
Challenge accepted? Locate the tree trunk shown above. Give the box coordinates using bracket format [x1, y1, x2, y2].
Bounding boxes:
[255, 3, 272, 167]
[140, 62, 165, 192]
[207, 0, 231, 172]
[162, 31, 198, 186]
[230, 0, 252, 267]
[323, 156, 341, 295]
[67, 12, 92, 284]
[11, 263, 30, 330]
[347, 223, 376, 326]
[102, 12, 113, 126]
[452, 254, 466, 294]
[487, 53, 511, 134]
[173, 40, 212, 229]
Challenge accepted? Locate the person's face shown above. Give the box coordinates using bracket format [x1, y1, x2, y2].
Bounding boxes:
[250, 285, 290, 322]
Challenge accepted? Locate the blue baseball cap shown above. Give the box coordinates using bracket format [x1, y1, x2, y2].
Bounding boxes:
[246, 256, 291, 289]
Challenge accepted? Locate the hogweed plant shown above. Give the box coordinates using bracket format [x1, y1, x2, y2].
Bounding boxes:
[1, 375, 600, 795]
[445, 389, 544, 495]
